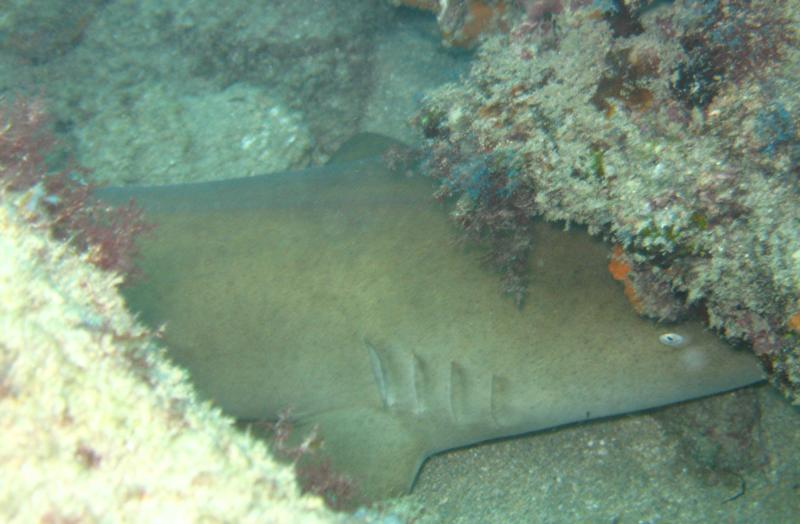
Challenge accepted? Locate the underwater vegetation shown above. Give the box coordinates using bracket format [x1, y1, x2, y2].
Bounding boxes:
[421, 137, 537, 306]
[412, 0, 800, 402]
[0, 98, 152, 282]
[254, 410, 359, 511]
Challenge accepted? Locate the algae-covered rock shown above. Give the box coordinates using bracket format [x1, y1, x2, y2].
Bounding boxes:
[0, 198, 341, 523]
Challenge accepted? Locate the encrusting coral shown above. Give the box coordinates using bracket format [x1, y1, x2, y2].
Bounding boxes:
[0, 188, 343, 522]
[414, 0, 800, 403]
[0, 96, 345, 522]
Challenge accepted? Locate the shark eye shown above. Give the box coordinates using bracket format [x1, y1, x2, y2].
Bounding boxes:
[659, 332, 686, 348]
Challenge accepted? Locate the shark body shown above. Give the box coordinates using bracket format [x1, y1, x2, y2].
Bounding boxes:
[105, 135, 764, 502]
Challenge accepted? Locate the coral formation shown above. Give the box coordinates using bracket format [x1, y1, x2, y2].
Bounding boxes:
[0, 97, 152, 281]
[251, 410, 360, 511]
[389, 0, 511, 47]
[0, 96, 349, 522]
[414, 0, 800, 402]
[0, 195, 342, 522]
[0, 95, 416, 521]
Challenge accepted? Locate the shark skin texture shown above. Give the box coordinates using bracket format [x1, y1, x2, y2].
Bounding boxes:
[104, 134, 765, 502]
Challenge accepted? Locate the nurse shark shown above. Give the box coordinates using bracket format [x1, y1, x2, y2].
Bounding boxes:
[103, 134, 764, 502]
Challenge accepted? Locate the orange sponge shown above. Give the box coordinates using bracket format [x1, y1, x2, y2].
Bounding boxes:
[608, 245, 644, 313]
[787, 310, 800, 334]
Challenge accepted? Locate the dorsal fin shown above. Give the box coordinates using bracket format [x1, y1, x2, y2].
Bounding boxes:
[326, 132, 407, 164]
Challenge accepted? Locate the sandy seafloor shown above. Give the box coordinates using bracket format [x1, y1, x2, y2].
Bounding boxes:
[1, 2, 798, 522]
[398, 385, 800, 523]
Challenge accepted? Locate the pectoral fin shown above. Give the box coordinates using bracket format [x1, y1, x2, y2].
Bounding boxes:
[294, 407, 429, 503]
